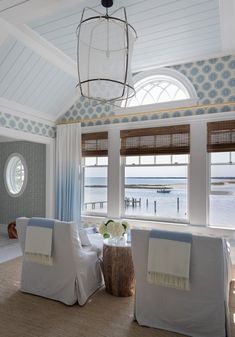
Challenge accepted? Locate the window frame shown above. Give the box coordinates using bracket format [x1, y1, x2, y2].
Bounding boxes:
[208, 151, 235, 227]
[122, 68, 198, 109]
[208, 151, 235, 195]
[120, 154, 189, 223]
[4, 153, 28, 197]
[81, 114, 234, 232]
[81, 156, 108, 216]
[209, 151, 235, 196]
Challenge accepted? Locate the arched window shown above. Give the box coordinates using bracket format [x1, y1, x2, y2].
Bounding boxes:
[4, 154, 28, 197]
[124, 68, 197, 108]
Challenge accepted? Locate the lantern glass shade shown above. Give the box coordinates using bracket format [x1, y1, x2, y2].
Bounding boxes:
[77, 7, 137, 102]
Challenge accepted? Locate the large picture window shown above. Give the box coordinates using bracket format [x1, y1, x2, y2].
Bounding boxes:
[123, 154, 189, 221]
[80, 119, 235, 228]
[121, 125, 190, 222]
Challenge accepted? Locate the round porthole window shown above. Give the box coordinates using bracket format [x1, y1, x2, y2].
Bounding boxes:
[4, 154, 28, 197]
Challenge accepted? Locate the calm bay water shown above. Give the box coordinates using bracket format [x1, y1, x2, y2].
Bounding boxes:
[84, 177, 235, 227]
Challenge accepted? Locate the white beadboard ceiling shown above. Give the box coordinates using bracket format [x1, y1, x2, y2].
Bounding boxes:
[0, 0, 234, 122]
[0, 36, 76, 118]
[29, 0, 222, 71]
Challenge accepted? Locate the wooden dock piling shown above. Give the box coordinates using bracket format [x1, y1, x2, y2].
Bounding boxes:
[154, 201, 157, 213]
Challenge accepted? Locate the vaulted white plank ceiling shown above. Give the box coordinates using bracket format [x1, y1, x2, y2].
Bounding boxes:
[29, 0, 222, 69]
[0, 0, 234, 122]
[0, 36, 76, 116]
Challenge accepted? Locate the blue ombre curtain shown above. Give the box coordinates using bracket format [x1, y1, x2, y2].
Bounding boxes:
[55, 123, 81, 225]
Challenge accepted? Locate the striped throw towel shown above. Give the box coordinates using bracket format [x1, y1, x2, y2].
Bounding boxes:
[147, 230, 192, 290]
[25, 218, 54, 265]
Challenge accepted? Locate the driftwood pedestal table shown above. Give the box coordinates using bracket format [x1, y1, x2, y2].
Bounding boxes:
[102, 239, 135, 297]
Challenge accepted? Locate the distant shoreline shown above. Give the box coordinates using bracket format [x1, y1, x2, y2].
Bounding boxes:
[85, 184, 174, 189]
[86, 177, 235, 180]
[85, 180, 235, 189]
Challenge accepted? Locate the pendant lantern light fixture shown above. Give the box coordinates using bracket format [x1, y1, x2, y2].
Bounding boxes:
[76, 0, 137, 103]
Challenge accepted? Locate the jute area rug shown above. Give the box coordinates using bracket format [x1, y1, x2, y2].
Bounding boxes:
[0, 258, 186, 337]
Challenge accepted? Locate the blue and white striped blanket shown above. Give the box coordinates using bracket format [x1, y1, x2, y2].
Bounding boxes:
[25, 218, 54, 265]
[147, 230, 192, 290]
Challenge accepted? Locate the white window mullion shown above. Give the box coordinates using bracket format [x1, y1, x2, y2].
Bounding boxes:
[107, 129, 122, 218]
[189, 122, 209, 226]
[120, 157, 125, 217]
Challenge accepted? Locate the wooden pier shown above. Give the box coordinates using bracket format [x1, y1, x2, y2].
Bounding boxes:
[84, 201, 107, 210]
[124, 197, 141, 208]
[84, 197, 180, 213]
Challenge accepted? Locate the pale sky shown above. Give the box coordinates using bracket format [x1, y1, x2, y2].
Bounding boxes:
[86, 164, 235, 178]
[85, 153, 235, 178]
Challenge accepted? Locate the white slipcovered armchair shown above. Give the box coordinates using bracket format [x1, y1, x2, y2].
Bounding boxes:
[131, 229, 232, 337]
[16, 217, 103, 305]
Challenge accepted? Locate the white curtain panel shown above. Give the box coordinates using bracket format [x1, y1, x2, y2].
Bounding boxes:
[55, 124, 81, 225]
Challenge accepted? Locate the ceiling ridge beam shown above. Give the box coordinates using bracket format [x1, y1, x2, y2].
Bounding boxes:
[0, 18, 77, 78]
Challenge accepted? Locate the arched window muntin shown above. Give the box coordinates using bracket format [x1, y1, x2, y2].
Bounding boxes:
[123, 68, 198, 108]
[4, 153, 28, 197]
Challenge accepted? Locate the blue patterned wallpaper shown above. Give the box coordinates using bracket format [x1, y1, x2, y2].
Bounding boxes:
[59, 55, 235, 127]
[172, 55, 235, 104]
[0, 111, 55, 138]
[0, 141, 46, 224]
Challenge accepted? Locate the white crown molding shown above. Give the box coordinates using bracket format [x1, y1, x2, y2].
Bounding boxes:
[0, 98, 55, 126]
[0, 18, 77, 78]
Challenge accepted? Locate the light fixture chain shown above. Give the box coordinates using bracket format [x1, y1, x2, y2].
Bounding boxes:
[107, 17, 110, 58]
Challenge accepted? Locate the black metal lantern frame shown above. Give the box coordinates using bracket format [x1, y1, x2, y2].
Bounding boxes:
[76, 2, 137, 103]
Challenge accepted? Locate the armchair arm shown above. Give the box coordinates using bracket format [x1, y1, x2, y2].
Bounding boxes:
[74, 248, 103, 305]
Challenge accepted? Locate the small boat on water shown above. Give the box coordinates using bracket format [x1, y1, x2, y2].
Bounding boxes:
[157, 187, 171, 193]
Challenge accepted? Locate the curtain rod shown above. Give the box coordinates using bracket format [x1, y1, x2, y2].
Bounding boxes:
[56, 101, 235, 126]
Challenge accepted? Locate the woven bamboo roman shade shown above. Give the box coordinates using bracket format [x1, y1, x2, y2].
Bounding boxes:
[120, 125, 190, 156]
[207, 120, 235, 152]
[82, 132, 108, 157]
